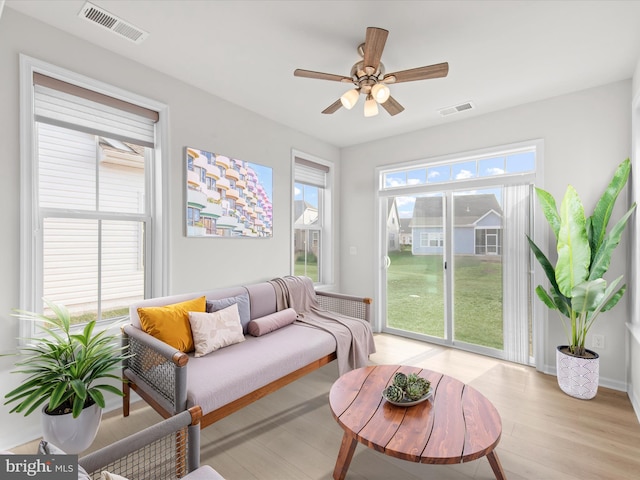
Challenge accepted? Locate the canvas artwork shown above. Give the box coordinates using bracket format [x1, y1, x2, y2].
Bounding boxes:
[185, 147, 273, 237]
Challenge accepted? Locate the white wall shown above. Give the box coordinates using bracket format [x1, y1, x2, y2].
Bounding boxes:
[0, 8, 339, 450]
[340, 80, 633, 391]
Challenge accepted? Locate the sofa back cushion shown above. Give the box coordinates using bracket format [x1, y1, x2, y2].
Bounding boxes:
[245, 282, 277, 319]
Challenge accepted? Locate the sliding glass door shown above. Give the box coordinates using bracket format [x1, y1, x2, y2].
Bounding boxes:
[452, 189, 504, 350]
[385, 193, 446, 339]
[379, 144, 537, 364]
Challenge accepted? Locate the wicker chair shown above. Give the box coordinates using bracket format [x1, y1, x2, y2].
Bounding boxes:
[79, 406, 224, 480]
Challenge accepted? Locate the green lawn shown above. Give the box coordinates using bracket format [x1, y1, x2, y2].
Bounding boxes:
[294, 259, 318, 282]
[386, 249, 503, 349]
[69, 307, 130, 325]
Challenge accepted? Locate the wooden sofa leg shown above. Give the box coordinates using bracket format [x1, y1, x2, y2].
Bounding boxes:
[123, 382, 130, 417]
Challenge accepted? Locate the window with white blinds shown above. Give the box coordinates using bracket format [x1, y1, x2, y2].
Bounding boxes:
[34, 72, 157, 146]
[292, 155, 332, 284]
[20, 61, 164, 331]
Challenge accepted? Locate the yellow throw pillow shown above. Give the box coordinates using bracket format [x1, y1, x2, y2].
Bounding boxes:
[138, 296, 206, 352]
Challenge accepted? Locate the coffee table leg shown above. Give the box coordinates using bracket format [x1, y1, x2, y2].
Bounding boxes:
[487, 450, 507, 480]
[333, 431, 358, 480]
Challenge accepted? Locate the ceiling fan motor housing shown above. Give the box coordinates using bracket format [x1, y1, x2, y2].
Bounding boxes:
[350, 60, 384, 95]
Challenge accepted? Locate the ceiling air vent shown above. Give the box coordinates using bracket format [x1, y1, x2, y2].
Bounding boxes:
[78, 2, 149, 44]
[438, 101, 474, 117]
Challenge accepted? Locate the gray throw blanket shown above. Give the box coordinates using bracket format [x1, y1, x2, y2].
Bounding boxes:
[269, 276, 376, 375]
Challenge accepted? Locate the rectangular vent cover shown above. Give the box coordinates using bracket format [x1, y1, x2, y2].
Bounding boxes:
[78, 2, 149, 44]
[438, 101, 474, 117]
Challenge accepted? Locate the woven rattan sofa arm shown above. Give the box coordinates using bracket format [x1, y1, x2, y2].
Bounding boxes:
[122, 324, 189, 416]
[79, 406, 204, 478]
[315, 290, 372, 323]
[122, 325, 189, 366]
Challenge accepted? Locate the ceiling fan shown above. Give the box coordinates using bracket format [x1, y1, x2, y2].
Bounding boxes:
[294, 27, 449, 117]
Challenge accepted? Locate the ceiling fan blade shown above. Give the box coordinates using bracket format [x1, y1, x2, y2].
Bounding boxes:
[294, 69, 352, 83]
[363, 27, 389, 75]
[385, 62, 449, 84]
[381, 96, 405, 116]
[322, 99, 343, 114]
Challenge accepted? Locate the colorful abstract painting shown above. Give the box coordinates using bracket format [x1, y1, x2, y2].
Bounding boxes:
[186, 147, 273, 237]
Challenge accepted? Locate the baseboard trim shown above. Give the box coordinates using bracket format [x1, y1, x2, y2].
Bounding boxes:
[541, 365, 628, 392]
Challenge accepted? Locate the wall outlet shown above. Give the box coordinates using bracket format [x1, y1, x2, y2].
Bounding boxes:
[592, 334, 605, 349]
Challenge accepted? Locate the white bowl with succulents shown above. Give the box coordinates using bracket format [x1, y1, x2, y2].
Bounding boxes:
[382, 372, 432, 406]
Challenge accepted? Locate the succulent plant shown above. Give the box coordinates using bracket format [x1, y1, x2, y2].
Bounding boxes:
[384, 372, 431, 404]
[384, 384, 404, 403]
[393, 372, 407, 389]
[405, 382, 425, 401]
[411, 377, 431, 395]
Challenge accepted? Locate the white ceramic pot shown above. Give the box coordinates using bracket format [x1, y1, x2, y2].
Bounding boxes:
[556, 346, 599, 400]
[41, 402, 102, 454]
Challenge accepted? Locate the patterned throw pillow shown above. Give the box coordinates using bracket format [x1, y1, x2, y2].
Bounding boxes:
[189, 303, 245, 357]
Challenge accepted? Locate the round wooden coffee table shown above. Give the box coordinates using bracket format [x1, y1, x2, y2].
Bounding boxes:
[329, 365, 506, 479]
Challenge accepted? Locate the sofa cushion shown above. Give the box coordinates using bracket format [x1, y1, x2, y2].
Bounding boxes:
[189, 304, 245, 357]
[206, 293, 251, 333]
[183, 465, 226, 480]
[247, 308, 297, 337]
[185, 323, 335, 415]
[138, 296, 206, 352]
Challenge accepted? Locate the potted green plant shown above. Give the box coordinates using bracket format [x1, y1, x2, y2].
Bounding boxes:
[527, 158, 636, 399]
[4, 299, 130, 453]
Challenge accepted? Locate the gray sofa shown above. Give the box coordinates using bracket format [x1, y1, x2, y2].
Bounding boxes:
[122, 277, 371, 429]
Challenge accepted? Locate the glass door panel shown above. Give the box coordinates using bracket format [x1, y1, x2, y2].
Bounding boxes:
[452, 189, 504, 350]
[385, 194, 445, 339]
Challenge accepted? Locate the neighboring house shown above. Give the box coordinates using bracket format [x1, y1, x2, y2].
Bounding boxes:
[387, 200, 401, 251]
[399, 218, 412, 246]
[293, 199, 319, 257]
[40, 134, 146, 312]
[410, 194, 503, 255]
[294, 199, 318, 226]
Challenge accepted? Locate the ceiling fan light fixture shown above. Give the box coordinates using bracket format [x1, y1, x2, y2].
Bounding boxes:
[371, 83, 390, 104]
[340, 88, 360, 109]
[364, 94, 379, 117]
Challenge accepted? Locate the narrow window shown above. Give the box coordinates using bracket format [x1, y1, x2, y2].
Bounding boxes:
[293, 155, 332, 284]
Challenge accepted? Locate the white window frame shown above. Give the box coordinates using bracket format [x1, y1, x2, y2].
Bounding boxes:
[291, 149, 333, 286]
[19, 55, 169, 339]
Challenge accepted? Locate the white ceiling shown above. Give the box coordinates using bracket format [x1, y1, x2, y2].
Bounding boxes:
[6, 0, 640, 148]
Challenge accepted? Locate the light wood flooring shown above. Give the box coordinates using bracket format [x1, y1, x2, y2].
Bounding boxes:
[12, 333, 640, 479]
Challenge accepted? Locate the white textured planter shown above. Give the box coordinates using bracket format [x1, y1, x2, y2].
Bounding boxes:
[41, 402, 102, 454]
[556, 346, 599, 400]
